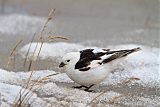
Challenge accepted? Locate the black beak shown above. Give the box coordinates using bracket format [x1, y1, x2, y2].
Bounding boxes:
[59, 62, 66, 68]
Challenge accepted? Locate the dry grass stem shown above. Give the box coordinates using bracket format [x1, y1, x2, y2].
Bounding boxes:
[6, 39, 23, 68]
[23, 33, 36, 69]
[108, 95, 124, 104]
[15, 9, 56, 104]
[116, 77, 140, 86]
[13, 72, 59, 107]
[13, 8, 67, 107]
[48, 36, 68, 40]
[10, 40, 23, 56]
[41, 8, 56, 35]
[37, 8, 56, 57]
[87, 92, 105, 106]
[17, 72, 59, 106]
[13, 70, 35, 107]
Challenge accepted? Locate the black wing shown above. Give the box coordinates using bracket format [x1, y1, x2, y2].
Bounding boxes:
[74, 47, 141, 71]
[75, 49, 108, 70]
[102, 47, 141, 64]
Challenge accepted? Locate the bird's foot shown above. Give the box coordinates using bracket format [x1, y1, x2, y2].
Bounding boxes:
[84, 84, 95, 92]
[84, 89, 95, 92]
[72, 85, 84, 89]
[73, 84, 95, 92]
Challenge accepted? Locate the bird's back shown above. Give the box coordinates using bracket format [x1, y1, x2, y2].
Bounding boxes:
[74, 47, 141, 72]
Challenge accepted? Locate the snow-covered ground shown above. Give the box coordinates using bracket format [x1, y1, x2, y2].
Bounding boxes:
[0, 1, 159, 106]
[0, 42, 159, 107]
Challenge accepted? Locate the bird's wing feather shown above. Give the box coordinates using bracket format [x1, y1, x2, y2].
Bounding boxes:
[75, 49, 108, 70]
[75, 47, 141, 71]
[102, 47, 141, 64]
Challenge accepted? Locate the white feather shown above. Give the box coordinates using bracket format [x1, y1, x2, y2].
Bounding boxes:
[60, 48, 139, 86]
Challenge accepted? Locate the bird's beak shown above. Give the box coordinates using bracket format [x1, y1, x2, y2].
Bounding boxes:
[59, 62, 66, 68]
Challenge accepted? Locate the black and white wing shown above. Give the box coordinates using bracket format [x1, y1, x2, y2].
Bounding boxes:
[75, 47, 141, 71]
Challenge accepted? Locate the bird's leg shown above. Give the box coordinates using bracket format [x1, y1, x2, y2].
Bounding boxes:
[84, 84, 94, 92]
[73, 84, 95, 92]
[72, 85, 85, 89]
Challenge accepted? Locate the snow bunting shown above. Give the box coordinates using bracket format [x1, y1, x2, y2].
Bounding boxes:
[59, 47, 141, 92]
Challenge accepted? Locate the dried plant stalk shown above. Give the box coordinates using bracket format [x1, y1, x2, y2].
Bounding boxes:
[6, 39, 23, 68]
[48, 36, 68, 40]
[23, 33, 36, 69]
[108, 95, 124, 104]
[14, 72, 59, 107]
[26, 9, 56, 71]
[13, 8, 67, 107]
[37, 8, 56, 57]
[10, 40, 23, 56]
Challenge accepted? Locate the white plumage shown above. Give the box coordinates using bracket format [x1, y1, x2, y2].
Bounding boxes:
[59, 47, 140, 91]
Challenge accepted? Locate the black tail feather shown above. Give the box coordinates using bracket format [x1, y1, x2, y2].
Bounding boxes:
[102, 47, 141, 64]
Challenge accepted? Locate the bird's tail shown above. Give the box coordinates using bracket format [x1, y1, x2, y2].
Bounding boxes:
[102, 47, 141, 64]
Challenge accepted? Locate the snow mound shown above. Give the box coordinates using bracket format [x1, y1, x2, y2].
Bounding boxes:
[1, 43, 160, 106]
[0, 67, 159, 107]
[0, 69, 56, 85]
[18, 42, 84, 60]
[18, 42, 160, 87]
[19, 42, 160, 86]
[0, 14, 54, 35]
[101, 44, 160, 87]
[0, 69, 122, 107]
[0, 82, 49, 107]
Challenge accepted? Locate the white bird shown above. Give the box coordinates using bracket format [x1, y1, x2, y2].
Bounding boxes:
[59, 47, 141, 92]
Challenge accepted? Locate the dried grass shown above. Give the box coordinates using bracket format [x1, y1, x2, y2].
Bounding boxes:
[23, 33, 36, 70]
[13, 8, 66, 107]
[37, 8, 56, 57]
[6, 39, 23, 69]
[48, 36, 68, 40]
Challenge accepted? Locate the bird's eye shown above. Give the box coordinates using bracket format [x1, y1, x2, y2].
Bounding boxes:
[67, 60, 70, 62]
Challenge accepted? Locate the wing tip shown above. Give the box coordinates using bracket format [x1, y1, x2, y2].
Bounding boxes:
[133, 47, 141, 52]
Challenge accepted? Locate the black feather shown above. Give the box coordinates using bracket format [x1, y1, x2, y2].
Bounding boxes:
[102, 47, 141, 64]
[75, 47, 141, 70]
[79, 67, 91, 71]
[75, 49, 105, 69]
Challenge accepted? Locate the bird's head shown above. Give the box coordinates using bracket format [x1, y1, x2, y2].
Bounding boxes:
[59, 52, 80, 70]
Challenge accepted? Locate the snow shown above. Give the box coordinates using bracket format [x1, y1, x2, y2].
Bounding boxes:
[18, 42, 160, 87]
[101, 44, 160, 87]
[18, 42, 84, 60]
[0, 69, 56, 86]
[0, 69, 122, 107]
[0, 43, 160, 107]
[0, 14, 48, 35]
[0, 82, 49, 107]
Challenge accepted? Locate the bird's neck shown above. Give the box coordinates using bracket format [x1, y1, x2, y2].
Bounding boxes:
[65, 63, 76, 73]
[66, 66, 74, 72]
